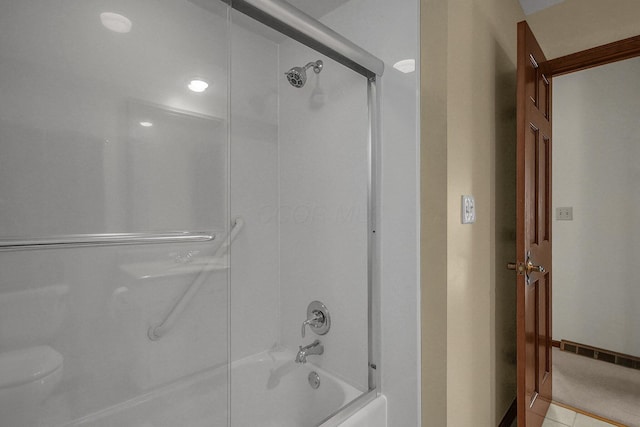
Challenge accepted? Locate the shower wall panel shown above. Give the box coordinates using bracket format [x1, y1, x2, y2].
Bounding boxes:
[320, 1, 421, 425]
[229, 13, 281, 362]
[278, 41, 370, 391]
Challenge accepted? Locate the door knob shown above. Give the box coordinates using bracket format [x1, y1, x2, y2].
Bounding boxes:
[526, 261, 545, 274]
[507, 255, 545, 287]
[506, 260, 545, 274]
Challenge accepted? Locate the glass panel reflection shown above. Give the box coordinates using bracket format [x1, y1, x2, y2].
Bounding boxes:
[0, 1, 230, 426]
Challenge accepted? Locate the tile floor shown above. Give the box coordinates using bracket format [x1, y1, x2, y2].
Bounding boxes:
[542, 403, 620, 427]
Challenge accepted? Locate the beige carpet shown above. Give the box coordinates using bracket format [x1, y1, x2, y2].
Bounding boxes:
[552, 347, 640, 426]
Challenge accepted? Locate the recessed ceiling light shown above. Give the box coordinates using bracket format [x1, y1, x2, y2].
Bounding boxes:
[188, 79, 209, 93]
[393, 59, 415, 74]
[100, 12, 132, 34]
[139, 121, 153, 127]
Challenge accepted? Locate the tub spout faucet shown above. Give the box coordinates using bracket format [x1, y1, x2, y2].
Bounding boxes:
[295, 339, 324, 364]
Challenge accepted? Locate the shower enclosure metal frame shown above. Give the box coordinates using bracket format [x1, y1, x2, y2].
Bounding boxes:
[226, 0, 384, 423]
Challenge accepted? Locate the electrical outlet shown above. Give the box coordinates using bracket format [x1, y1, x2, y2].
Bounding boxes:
[556, 207, 573, 220]
[461, 195, 476, 224]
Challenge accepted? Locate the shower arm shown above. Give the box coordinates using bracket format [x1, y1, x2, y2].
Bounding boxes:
[303, 61, 323, 74]
[285, 60, 323, 76]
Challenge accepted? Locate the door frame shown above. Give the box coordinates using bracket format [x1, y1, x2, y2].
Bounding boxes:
[546, 34, 640, 77]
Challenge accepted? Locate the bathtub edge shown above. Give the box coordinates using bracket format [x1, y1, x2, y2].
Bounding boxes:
[318, 391, 386, 427]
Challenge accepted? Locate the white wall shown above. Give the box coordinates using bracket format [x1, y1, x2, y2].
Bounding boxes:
[321, 1, 421, 426]
[278, 43, 370, 390]
[553, 57, 640, 356]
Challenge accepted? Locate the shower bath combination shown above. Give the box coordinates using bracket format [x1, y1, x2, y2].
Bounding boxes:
[284, 60, 323, 88]
[0, 0, 388, 424]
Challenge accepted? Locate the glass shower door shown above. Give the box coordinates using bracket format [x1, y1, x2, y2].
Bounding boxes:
[229, 7, 374, 426]
[0, 1, 231, 426]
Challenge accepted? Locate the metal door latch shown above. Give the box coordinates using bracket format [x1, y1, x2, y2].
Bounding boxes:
[507, 251, 546, 284]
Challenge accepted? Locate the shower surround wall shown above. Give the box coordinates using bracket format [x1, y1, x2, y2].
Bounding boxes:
[319, 1, 420, 425]
[244, 0, 421, 423]
[278, 44, 370, 390]
[229, 1, 421, 423]
[229, 14, 280, 363]
[228, 7, 370, 396]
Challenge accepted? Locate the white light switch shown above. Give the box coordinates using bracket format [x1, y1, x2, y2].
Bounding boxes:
[461, 195, 476, 224]
[556, 207, 573, 220]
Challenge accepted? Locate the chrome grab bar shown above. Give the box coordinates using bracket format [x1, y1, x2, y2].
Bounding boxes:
[0, 231, 216, 251]
[148, 217, 244, 341]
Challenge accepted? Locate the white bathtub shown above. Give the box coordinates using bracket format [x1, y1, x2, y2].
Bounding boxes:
[62, 348, 376, 427]
[231, 349, 364, 426]
[332, 395, 387, 427]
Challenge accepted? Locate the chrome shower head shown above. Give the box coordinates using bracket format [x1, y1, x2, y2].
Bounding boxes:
[285, 67, 307, 88]
[285, 60, 323, 88]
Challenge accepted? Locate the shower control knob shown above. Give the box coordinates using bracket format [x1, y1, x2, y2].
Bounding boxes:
[301, 301, 330, 337]
[301, 311, 326, 338]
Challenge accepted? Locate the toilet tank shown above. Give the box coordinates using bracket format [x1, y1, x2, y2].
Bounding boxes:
[0, 284, 69, 351]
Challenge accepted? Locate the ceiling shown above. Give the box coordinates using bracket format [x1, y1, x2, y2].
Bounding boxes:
[518, 0, 565, 16]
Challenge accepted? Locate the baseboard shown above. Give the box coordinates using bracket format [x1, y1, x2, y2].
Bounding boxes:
[559, 339, 640, 370]
[498, 398, 517, 427]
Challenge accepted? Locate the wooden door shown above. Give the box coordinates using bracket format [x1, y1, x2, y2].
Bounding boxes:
[515, 21, 553, 427]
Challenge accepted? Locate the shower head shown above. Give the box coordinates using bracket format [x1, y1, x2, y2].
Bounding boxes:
[284, 60, 323, 88]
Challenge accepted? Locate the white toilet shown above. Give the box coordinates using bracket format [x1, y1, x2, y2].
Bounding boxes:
[0, 345, 63, 425]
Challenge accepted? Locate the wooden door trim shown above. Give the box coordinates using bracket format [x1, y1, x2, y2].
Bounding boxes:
[546, 34, 640, 77]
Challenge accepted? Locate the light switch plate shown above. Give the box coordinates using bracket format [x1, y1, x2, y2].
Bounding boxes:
[556, 207, 573, 220]
[461, 195, 476, 224]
